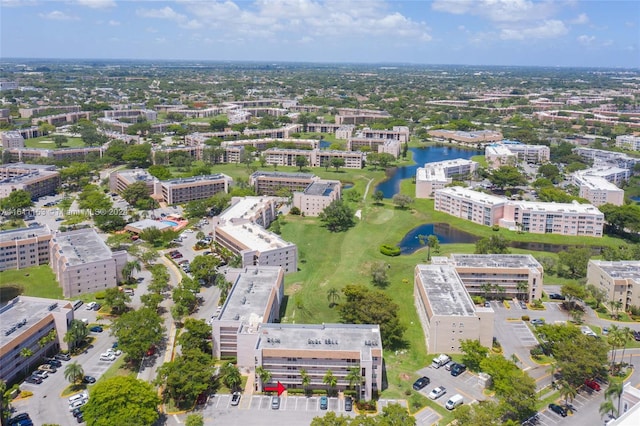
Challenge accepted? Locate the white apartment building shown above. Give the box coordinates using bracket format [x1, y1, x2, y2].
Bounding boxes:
[414, 264, 494, 354]
[0, 225, 53, 272]
[49, 228, 127, 297]
[158, 174, 231, 205]
[212, 197, 297, 273]
[415, 159, 478, 198]
[0, 296, 74, 384]
[428, 129, 503, 145]
[587, 260, 640, 311]
[221, 138, 319, 151]
[572, 172, 624, 207]
[573, 147, 640, 169]
[501, 200, 604, 237]
[292, 180, 341, 216]
[109, 169, 158, 194]
[249, 171, 317, 196]
[501, 141, 550, 164]
[212, 266, 284, 364]
[434, 187, 506, 226]
[1, 131, 25, 148]
[262, 148, 363, 169]
[435, 187, 605, 237]
[485, 144, 517, 168]
[435, 254, 544, 301]
[574, 166, 631, 186]
[255, 323, 383, 400]
[616, 135, 640, 151]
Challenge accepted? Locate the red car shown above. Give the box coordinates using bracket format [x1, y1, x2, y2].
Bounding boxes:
[146, 346, 156, 356]
[585, 379, 601, 391]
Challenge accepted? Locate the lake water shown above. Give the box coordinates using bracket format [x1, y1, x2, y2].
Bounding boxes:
[632, 196, 640, 203]
[375, 146, 481, 198]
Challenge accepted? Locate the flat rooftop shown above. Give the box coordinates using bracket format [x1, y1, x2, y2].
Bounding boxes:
[435, 186, 506, 205]
[117, 169, 156, 183]
[217, 266, 281, 329]
[573, 174, 621, 191]
[0, 296, 72, 348]
[219, 196, 277, 221]
[450, 254, 542, 269]
[417, 159, 476, 182]
[415, 264, 476, 317]
[579, 166, 629, 178]
[51, 228, 114, 266]
[303, 180, 340, 196]
[0, 163, 56, 171]
[591, 260, 640, 281]
[486, 144, 516, 156]
[0, 225, 52, 243]
[0, 170, 58, 184]
[251, 171, 315, 180]
[217, 222, 292, 251]
[257, 323, 382, 352]
[509, 200, 602, 214]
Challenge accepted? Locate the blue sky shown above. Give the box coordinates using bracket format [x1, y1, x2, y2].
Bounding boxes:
[1, 0, 638, 68]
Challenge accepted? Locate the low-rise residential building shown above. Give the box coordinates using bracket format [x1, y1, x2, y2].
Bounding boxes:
[0, 167, 60, 199]
[221, 138, 319, 151]
[435, 254, 544, 301]
[317, 150, 363, 169]
[615, 135, 640, 151]
[572, 171, 625, 206]
[485, 141, 550, 168]
[485, 143, 517, 168]
[573, 166, 631, 187]
[0, 225, 53, 271]
[212, 266, 284, 364]
[357, 126, 410, 143]
[242, 124, 301, 139]
[435, 187, 605, 237]
[292, 180, 341, 216]
[158, 174, 231, 205]
[4, 147, 104, 162]
[262, 148, 364, 169]
[31, 111, 91, 126]
[428, 129, 503, 145]
[249, 171, 317, 196]
[255, 323, 383, 400]
[104, 109, 157, 121]
[587, 260, 640, 311]
[1, 131, 25, 148]
[0, 296, 74, 385]
[573, 147, 640, 169]
[335, 108, 390, 125]
[416, 159, 478, 198]
[109, 169, 157, 194]
[347, 137, 401, 158]
[414, 264, 494, 354]
[19, 105, 80, 118]
[434, 187, 506, 226]
[213, 197, 297, 273]
[49, 228, 127, 297]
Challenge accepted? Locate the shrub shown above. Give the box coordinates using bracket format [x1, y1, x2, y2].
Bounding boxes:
[379, 244, 401, 256]
[492, 225, 500, 231]
[94, 291, 106, 300]
[472, 296, 485, 305]
[521, 315, 530, 321]
[356, 400, 377, 412]
[289, 207, 301, 215]
[19, 390, 33, 398]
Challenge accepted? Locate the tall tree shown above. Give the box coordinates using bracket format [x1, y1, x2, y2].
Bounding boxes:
[110, 308, 165, 364]
[221, 363, 242, 391]
[255, 366, 272, 390]
[319, 199, 356, 232]
[0, 189, 33, 218]
[64, 362, 84, 386]
[155, 348, 215, 408]
[295, 155, 308, 171]
[327, 288, 340, 308]
[323, 370, 337, 396]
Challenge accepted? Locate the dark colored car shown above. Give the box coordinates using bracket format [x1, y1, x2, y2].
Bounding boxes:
[196, 392, 208, 405]
[72, 408, 83, 418]
[531, 319, 545, 326]
[83, 376, 96, 384]
[76, 413, 84, 423]
[46, 359, 62, 368]
[55, 353, 71, 361]
[89, 326, 103, 333]
[412, 376, 430, 390]
[8, 413, 31, 426]
[549, 293, 566, 300]
[24, 375, 43, 385]
[451, 363, 467, 377]
[344, 396, 353, 412]
[585, 379, 601, 391]
[93, 303, 101, 311]
[548, 403, 567, 417]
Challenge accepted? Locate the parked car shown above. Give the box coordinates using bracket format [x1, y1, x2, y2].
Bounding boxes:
[54, 353, 71, 361]
[548, 403, 567, 417]
[585, 379, 601, 391]
[431, 354, 451, 369]
[89, 326, 103, 333]
[82, 376, 96, 384]
[271, 396, 280, 410]
[344, 396, 353, 412]
[412, 376, 430, 390]
[146, 345, 156, 356]
[107, 348, 122, 356]
[8, 413, 31, 426]
[445, 362, 456, 371]
[32, 370, 48, 380]
[93, 303, 101, 311]
[445, 394, 464, 410]
[45, 358, 62, 368]
[69, 399, 87, 411]
[602, 327, 609, 335]
[99, 353, 116, 362]
[38, 364, 56, 373]
[86, 302, 96, 310]
[320, 396, 328, 410]
[196, 393, 208, 405]
[519, 301, 527, 309]
[72, 408, 83, 418]
[428, 386, 447, 400]
[231, 392, 241, 406]
[531, 319, 545, 326]
[549, 293, 566, 300]
[24, 376, 43, 385]
[451, 363, 467, 377]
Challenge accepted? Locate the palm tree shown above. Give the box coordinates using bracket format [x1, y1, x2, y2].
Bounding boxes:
[323, 369, 337, 397]
[196, 231, 205, 241]
[481, 283, 493, 301]
[122, 260, 141, 283]
[222, 363, 242, 392]
[327, 288, 340, 308]
[495, 285, 506, 300]
[19, 348, 33, 377]
[516, 281, 529, 302]
[255, 366, 272, 391]
[64, 362, 84, 386]
[608, 324, 622, 368]
[620, 327, 634, 367]
[300, 369, 311, 396]
[345, 367, 361, 400]
[558, 380, 577, 408]
[599, 399, 618, 419]
[605, 381, 624, 415]
[614, 301, 623, 319]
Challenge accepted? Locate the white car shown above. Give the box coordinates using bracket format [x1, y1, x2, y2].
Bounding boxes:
[428, 386, 447, 400]
[99, 353, 116, 361]
[69, 398, 88, 411]
[86, 302, 97, 310]
[107, 348, 122, 356]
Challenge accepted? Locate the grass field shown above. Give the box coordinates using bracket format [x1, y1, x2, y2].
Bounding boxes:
[24, 135, 86, 149]
[0, 265, 62, 300]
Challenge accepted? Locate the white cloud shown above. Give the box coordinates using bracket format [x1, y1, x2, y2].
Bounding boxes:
[432, 0, 555, 23]
[500, 20, 568, 40]
[570, 13, 589, 25]
[0, 0, 39, 7]
[74, 0, 116, 8]
[577, 34, 595, 45]
[39, 10, 78, 20]
[108, 19, 120, 26]
[137, 6, 186, 21]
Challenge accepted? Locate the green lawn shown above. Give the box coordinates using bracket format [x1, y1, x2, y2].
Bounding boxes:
[0, 265, 62, 300]
[0, 219, 27, 231]
[471, 155, 488, 168]
[24, 135, 86, 149]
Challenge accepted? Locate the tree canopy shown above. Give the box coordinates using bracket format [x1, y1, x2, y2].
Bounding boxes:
[110, 307, 165, 363]
[487, 166, 527, 189]
[319, 199, 356, 232]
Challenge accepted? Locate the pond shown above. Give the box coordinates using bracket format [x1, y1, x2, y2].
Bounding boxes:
[632, 196, 640, 203]
[375, 146, 481, 198]
[397, 223, 603, 255]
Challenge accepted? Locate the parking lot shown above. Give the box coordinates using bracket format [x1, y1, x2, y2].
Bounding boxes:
[415, 362, 489, 409]
[534, 384, 608, 426]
